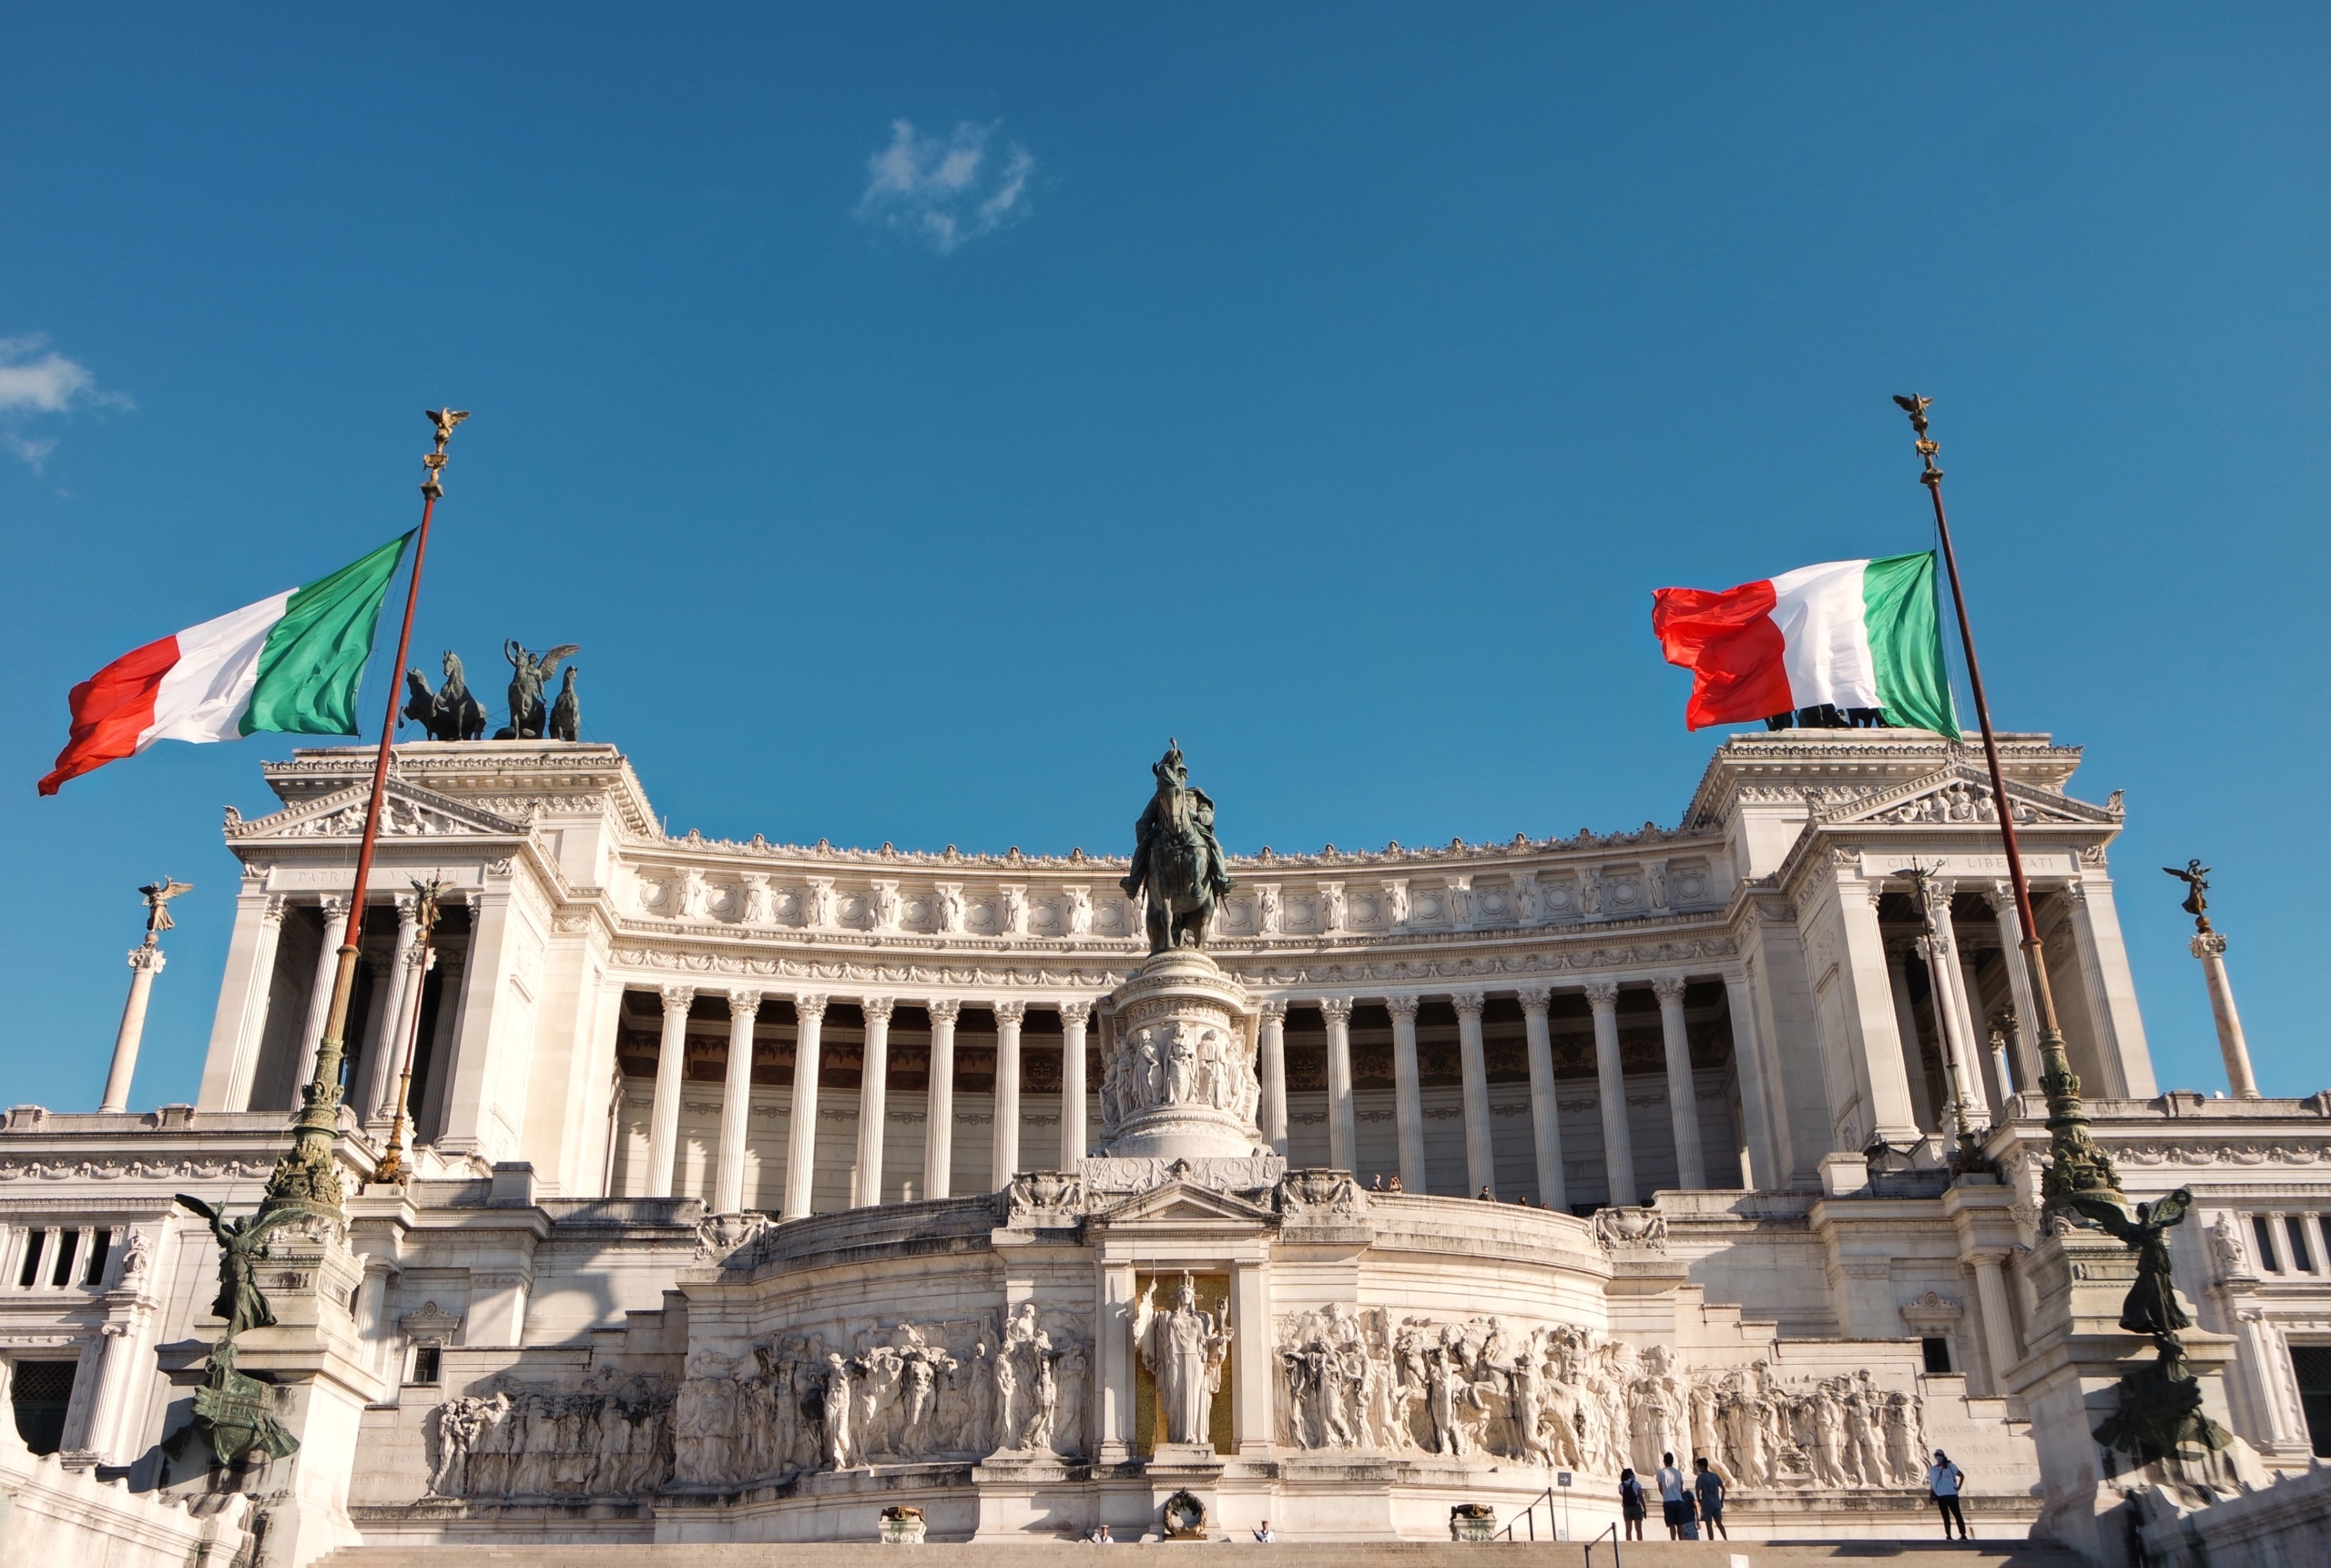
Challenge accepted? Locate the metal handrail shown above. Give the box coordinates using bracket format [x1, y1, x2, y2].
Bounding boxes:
[1495, 1485, 1557, 1541]
[1583, 1520, 1622, 1568]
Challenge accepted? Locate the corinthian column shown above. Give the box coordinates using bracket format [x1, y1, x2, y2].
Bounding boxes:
[646, 985, 694, 1198]
[1059, 1002, 1091, 1171]
[291, 896, 352, 1095]
[1386, 995, 1427, 1192]
[1453, 993, 1494, 1197]
[1652, 977, 1705, 1190]
[1518, 987, 1565, 1211]
[854, 998, 894, 1206]
[1586, 981, 1636, 1207]
[357, 895, 422, 1125]
[1976, 881, 2041, 1095]
[1257, 1001, 1289, 1157]
[924, 1001, 959, 1198]
[781, 994, 827, 1219]
[714, 990, 762, 1214]
[1320, 996, 1357, 1173]
[2192, 931, 2259, 1098]
[992, 1001, 1025, 1187]
[102, 945, 166, 1113]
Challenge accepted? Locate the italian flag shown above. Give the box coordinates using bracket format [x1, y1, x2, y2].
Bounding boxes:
[1651, 552, 1959, 736]
[39, 534, 412, 795]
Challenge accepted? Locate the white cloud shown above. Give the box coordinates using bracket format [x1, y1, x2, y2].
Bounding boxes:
[854, 120, 1036, 253]
[0, 336, 130, 470]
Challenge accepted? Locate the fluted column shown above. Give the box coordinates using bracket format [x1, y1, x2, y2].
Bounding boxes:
[1453, 993, 1493, 1196]
[1320, 997, 1357, 1173]
[355, 896, 420, 1123]
[1586, 981, 1636, 1207]
[2193, 932, 2259, 1099]
[1059, 1002, 1091, 1171]
[992, 1001, 1025, 1187]
[1721, 971, 1779, 1190]
[1653, 977, 1705, 1191]
[102, 945, 167, 1113]
[1518, 988, 1565, 1211]
[924, 1001, 959, 1198]
[372, 941, 434, 1121]
[1885, 945, 1939, 1132]
[646, 985, 694, 1198]
[1977, 881, 2042, 1095]
[1387, 995, 1426, 1191]
[1927, 889, 1986, 1092]
[854, 997, 894, 1206]
[781, 994, 827, 1218]
[714, 990, 762, 1214]
[1919, 924, 1982, 1135]
[1257, 1001, 1289, 1157]
[1967, 1249, 2021, 1394]
[292, 896, 352, 1094]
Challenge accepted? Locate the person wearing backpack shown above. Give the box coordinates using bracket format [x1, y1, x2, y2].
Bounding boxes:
[1618, 1468, 1647, 1541]
[1928, 1449, 1970, 1540]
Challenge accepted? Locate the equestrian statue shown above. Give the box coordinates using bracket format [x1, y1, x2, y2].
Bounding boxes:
[1121, 739, 1235, 954]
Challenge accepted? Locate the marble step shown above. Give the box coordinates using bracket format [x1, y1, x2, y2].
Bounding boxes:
[318, 1541, 2085, 1568]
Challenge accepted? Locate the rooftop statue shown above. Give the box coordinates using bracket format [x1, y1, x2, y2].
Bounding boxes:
[2163, 859, 2211, 929]
[498, 640, 580, 740]
[403, 650, 489, 741]
[1120, 738, 1234, 954]
[137, 875, 193, 940]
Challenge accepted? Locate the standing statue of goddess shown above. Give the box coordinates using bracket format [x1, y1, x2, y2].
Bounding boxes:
[1134, 1273, 1233, 1446]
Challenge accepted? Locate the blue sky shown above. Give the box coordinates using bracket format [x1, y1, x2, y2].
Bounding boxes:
[3, 7, 2325, 1112]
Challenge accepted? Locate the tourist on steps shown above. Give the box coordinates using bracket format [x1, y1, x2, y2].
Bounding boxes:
[1928, 1450, 1970, 1541]
[1655, 1451, 1689, 1539]
[1618, 1468, 1647, 1541]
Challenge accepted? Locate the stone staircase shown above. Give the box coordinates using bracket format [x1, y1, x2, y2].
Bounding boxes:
[318, 1541, 2086, 1567]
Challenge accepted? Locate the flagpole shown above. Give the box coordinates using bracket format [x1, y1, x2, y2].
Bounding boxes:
[1892, 394, 2121, 1208]
[262, 409, 467, 1219]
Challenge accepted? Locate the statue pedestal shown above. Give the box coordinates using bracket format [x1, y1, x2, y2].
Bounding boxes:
[1100, 952, 1264, 1163]
[219, 1218, 386, 1568]
[2008, 1227, 2256, 1568]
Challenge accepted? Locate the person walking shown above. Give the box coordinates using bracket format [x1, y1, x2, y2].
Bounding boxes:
[1654, 1451, 1689, 1539]
[1618, 1468, 1647, 1541]
[1693, 1456, 1728, 1541]
[1928, 1449, 1970, 1540]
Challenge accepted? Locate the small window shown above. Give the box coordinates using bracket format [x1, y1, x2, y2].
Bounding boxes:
[46, 1230, 78, 1288]
[9, 1359, 78, 1456]
[2255, 1216, 2282, 1273]
[83, 1229, 112, 1288]
[15, 1232, 44, 1288]
[2287, 1217, 2317, 1274]
[1921, 1337, 1953, 1375]
[2293, 1345, 2331, 1460]
[410, 1345, 442, 1385]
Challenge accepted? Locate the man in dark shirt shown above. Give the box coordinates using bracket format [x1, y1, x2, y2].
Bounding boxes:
[1693, 1456, 1727, 1541]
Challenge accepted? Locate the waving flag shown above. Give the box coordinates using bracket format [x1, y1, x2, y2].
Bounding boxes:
[1652, 551, 1958, 735]
[39, 533, 412, 795]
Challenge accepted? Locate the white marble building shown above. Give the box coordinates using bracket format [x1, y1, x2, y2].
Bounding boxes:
[5, 728, 2328, 1557]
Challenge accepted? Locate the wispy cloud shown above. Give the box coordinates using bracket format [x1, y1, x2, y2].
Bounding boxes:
[854, 119, 1035, 253]
[0, 336, 131, 471]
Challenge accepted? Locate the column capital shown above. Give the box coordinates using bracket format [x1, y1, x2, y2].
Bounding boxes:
[795, 993, 829, 1023]
[1057, 1000, 1092, 1027]
[1451, 991, 1486, 1018]
[1650, 975, 1688, 1005]
[860, 996, 897, 1024]
[1318, 996, 1355, 1025]
[126, 945, 166, 975]
[1257, 998, 1288, 1023]
[2192, 931, 2228, 959]
[317, 893, 353, 919]
[1971, 878, 2013, 912]
[260, 894, 290, 927]
[659, 983, 697, 1014]
[1583, 979, 1621, 1009]
[1383, 994, 1420, 1021]
[1515, 985, 1551, 1013]
[728, 990, 763, 1019]
[1964, 1247, 2011, 1268]
[927, 998, 962, 1025]
[403, 942, 435, 973]
[993, 999, 1028, 1025]
[392, 891, 422, 922]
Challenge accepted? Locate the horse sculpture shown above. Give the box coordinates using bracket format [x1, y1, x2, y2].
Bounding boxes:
[1121, 739, 1235, 954]
[402, 650, 489, 741]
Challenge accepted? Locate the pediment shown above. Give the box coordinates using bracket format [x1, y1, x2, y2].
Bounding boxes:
[1090, 1179, 1278, 1229]
[1819, 765, 2116, 830]
[226, 779, 530, 842]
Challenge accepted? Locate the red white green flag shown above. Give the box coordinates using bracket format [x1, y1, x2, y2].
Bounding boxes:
[1651, 551, 1959, 736]
[39, 533, 412, 795]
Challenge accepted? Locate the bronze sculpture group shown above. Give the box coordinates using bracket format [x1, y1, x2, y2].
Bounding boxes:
[1121, 739, 1235, 954]
[402, 640, 583, 741]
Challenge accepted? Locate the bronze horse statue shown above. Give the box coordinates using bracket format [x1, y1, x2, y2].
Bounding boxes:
[1121, 739, 1235, 954]
[402, 650, 488, 741]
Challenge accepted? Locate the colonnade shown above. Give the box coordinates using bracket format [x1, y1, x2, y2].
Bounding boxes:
[628, 976, 1738, 1217]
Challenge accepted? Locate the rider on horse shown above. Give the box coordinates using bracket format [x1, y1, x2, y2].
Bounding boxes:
[1122, 739, 1235, 952]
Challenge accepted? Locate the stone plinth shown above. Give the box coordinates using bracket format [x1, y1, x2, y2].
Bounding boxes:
[1099, 952, 1264, 1162]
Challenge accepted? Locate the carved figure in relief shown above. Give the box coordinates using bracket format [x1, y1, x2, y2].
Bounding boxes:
[116, 1227, 152, 1288]
[1121, 740, 1235, 953]
[1136, 1274, 1231, 1446]
[2207, 1210, 2248, 1278]
[821, 1352, 854, 1468]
